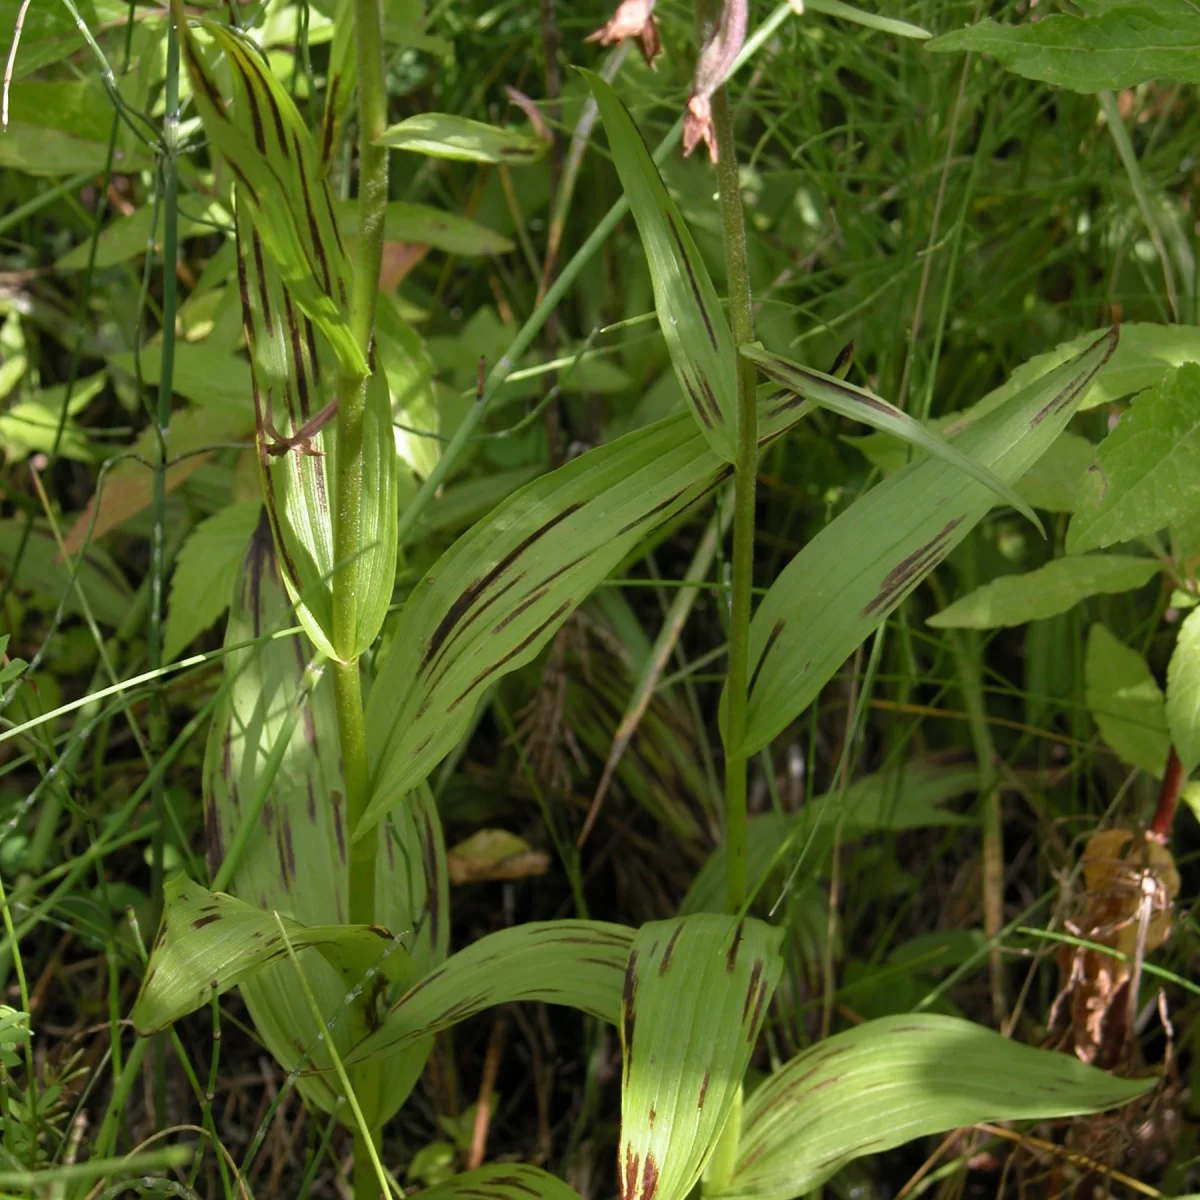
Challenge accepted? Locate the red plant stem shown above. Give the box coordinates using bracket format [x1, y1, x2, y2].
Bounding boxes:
[1150, 745, 1182, 843]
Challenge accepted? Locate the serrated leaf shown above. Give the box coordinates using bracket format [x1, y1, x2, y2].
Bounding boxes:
[729, 330, 1118, 759]
[236, 201, 398, 661]
[1168, 606, 1200, 774]
[163, 500, 262, 662]
[348, 921, 634, 1066]
[361, 390, 816, 836]
[334, 200, 514, 256]
[1068, 364, 1200, 554]
[620, 916, 783, 1200]
[202, 518, 446, 1121]
[412, 1166, 583, 1200]
[131, 875, 415, 1034]
[681, 763, 977, 915]
[376, 114, 547, 164]
[928, 1, 1200, 93]
[742, 344, 1041, 529]
[710, 1014, 1153, 1200]
[172, 3, 365, 376]
[584, 69, 736, 461]
[1085, 622, 1170, 777]
[929, 555, 1160, 630]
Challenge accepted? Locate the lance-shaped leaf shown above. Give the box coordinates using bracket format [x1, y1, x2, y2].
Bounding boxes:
[350, 921, 632, 1065]
[200, 518, 447, 1121]
[584, 69, 736, 461]
[131, 876, 413, 1035]
[620, 915, 783, 1200]
[237, 202, 398, 661]
[741, 344, 1041, 530]
[711, 1014, 1153, 1200]
[726, 328, 1118, 759]
[172, 2, 364, 376]
[362, 391, 814, 836]
[376, 113, 547, 164]
[412, 1166, 584, 1200]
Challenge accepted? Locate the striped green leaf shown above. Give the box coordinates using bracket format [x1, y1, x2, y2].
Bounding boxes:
[236, 201, 398, 662]
[740, 343, 1041, 530]
[711, 1015, 1152, 1200]
[410, 1166, 582, 1200]
[172, 1, 365, 377]
[620, 916, 783, 1200]
[584, 69, 736, 462]
[131, 876, 415, 1035]
[360, 391, 815, 837]
[199, 518, 447, 1121]
[727, 328, 1118, 759]
[349, 921, 634, 1065]
[376, 113, 547, 164]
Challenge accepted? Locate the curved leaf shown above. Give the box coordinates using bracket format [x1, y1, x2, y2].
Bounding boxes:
[1168, 607, 1200, 774]
[728, 329, 1117, 758]
[713, 1014, 1153, 1200]
[349, 920, 633, 1065]
[376, 114, 547, 164]
[741, 343, 1041, 530]
[412, 1166, 583, 1200]
[584, 69, 736, 461]
[131, 876, 413, 1035]
[620, 915, 783, 1200]
[362, 389, 815, 836]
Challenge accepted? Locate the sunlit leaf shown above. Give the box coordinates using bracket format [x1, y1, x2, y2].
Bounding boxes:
[172, 1, 365, 376]
[361, 389, 816, 835]
[584, 69, 736, 461]
[334, 200, 514, 256]
[796, 0, 929, 39]
[729, 329, 1117, 758]
[929, 1, 1200, 92]
[620, 916, 783, 1200]
[349, 921, 634, 1065]
[1168, 607, 1200, 774]
[201, 519, 447, 1120]
[376, 114, 547, 164]
[55, 202, 222, 271]
[1086, 622, 1170, 777]
[236, 201, 398, 662]
[742, 344, 1040, 528]
[710, 1014, 1153, 1200]
[929, 555, 1160, 630]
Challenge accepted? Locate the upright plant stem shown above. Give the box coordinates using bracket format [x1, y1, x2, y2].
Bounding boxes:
[336, 0, 389, 1178]
[705, 78, 757, 916]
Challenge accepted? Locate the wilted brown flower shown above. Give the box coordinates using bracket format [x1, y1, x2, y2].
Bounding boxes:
[586, 0, 662, 69]
[683, 0, 747, 162]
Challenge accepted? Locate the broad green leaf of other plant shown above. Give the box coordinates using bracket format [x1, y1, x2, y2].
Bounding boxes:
[361, 390, 817, 836]
[620, 916, 782, 1200]
[1085, 622, 1170, 777]
[681, 763, 977, 915]
[1068, 364, 1200, 555]
[411, 1165, 582, 1200]
[334, 200, 515, 256]
[741, 344, 1041, 528]
[929, 555, 1160, 631]
[726, 329, 1117, 759]
[236, 202, 399, 662]
[1167, 607, 1200, 774]
[376, 114, 547, 164]
[348, 921, 634, 1065]
[171, 1, 365, 377]
[131, 876, 415, 1033]
[929, 1, 1200, 93]
[200, 519, 448, 1122]
[584, 70, 737, 462]
[707, 1014, 1152, 1200]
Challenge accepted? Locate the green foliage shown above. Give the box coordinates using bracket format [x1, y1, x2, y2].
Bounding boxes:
[376, 114, 548, 164]
[930, 555, 1160, 630]
[1085, 622, 1170, 776]
[1168, 607, 1200, 773]
[930, 1, 1200, 92]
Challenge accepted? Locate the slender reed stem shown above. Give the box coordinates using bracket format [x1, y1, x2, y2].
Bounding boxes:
[338, 0, 389, 1181]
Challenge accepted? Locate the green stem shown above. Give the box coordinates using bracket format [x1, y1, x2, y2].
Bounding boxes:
[338, 0, 389, 1179]
[706, 83, 757, 916]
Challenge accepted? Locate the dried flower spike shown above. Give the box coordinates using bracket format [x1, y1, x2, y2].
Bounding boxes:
[683, 0, 748, 162]
[586, 0, 662, 69]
